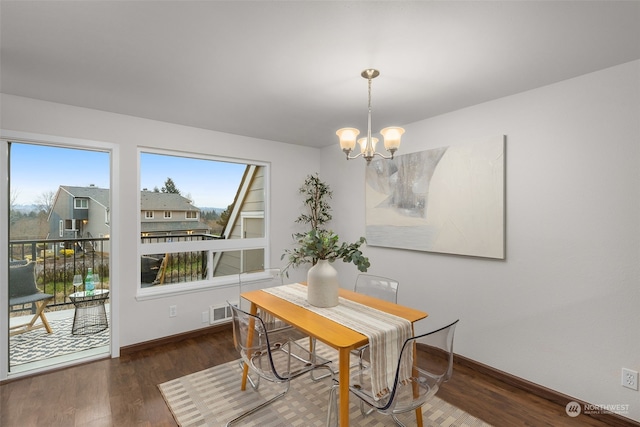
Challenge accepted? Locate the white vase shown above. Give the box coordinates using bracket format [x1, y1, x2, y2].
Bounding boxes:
[307, 259, 339, 308]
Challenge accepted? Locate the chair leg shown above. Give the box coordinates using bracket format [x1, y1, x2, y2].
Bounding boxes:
[309, 338, 334, 381]
[9, 299, 53, 336]
[225, 381, 290, 427]
[359, 400, 376, 417]
[238, 360, 260, 390]
[392, 414, 408, 427]
[326, 379, 339, 427]
[37, 301, 53, 333]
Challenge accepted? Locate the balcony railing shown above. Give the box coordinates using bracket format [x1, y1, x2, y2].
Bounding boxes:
[140, 233, 222, 286]
[9, 237, 109, 313]
[9, 233, 256, 314]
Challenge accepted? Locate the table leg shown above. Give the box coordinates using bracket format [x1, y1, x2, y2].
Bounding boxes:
[240, 302, 258, 391]
[339, 347, 350, 426]
[411, 329, 423, 427]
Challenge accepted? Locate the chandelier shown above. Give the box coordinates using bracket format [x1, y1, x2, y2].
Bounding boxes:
[336, 69, 405, 164]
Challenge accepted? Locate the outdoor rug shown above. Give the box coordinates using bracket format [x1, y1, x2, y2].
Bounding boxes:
[10, 316, 110, 365]
[159, 342, 492, 427]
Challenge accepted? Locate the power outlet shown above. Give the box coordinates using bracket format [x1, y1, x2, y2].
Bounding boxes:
[169, 305, 177, 317]
[622, 368, 638, 391]
[201, 311, 209, 323]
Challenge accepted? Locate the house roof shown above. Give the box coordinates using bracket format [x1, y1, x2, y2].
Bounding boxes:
[61, 185, 110, 208]
[60, 186, 200, 212]
[140, 191, 199, 212]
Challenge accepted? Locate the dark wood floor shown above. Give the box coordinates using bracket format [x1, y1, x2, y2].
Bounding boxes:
[0, 327, 626, 427]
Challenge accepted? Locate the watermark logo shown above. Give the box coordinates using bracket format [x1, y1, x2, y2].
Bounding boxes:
[584, 403, 630, 416]
[565, 401, 630, 417]
[566, 401, 581, 417]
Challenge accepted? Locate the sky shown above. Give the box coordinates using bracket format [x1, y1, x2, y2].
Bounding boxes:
[139, 152, 246, 208]
[10, 143, 246, 209]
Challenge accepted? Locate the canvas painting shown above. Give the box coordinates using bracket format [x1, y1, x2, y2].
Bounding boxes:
[365, 135, 505, 259]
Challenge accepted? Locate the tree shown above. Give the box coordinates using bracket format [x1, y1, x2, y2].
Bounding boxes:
[36, 190, 56, 214]
[216, 202, 235, 229]
[9, 189, 20, 227]
[161, 177, 180, 194]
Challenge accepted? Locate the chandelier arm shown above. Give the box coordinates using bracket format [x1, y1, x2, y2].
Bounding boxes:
[345, 151, 365, 160]
[372, 151, 394, 160]
[345, 152, 395, 164]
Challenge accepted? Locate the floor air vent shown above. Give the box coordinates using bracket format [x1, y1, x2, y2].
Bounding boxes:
[209, 302, 237, 325]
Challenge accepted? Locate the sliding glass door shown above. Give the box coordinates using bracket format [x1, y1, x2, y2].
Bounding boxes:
[6, 140, 111, 374]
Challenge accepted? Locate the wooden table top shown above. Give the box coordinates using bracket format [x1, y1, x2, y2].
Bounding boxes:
[241, 285, 428, 350]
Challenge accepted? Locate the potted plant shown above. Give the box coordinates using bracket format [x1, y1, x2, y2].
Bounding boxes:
[282, 175, 370, 307]
[282, 228, 369, 274]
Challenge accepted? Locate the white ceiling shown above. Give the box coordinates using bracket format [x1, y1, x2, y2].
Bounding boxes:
[1, 1, 639, 149]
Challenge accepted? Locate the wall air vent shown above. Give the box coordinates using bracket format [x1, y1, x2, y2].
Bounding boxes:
[209, 302, 238, 325]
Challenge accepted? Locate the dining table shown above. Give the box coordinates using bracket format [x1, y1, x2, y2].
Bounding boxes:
[240, 283, 428, 427]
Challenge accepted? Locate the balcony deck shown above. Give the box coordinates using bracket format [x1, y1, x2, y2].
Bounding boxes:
[9, 306, 110, 374]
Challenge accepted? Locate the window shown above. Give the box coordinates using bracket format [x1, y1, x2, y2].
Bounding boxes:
[59, 220, 64, 237]
[64, 219, 76, 230]
[74, 198, 89, 209]
[139, 150, 268, 295]
[145, 211, 154, 219]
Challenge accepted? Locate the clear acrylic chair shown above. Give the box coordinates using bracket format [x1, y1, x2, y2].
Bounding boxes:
[352, 274, 399, 359]
[327, 319, 459, 427]
[311, 274, 400, 382]
[354, 274, 399, 303]
[239, 268, 292, 336]
[226, 303, 334, 427]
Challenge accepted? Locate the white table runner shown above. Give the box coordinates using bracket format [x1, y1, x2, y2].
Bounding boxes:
[264, 283, 412, 399]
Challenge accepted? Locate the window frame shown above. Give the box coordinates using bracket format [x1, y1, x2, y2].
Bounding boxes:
[136, 148, 270, 300]
[74, 198, 89, 209]
[144, 211, 154, 219]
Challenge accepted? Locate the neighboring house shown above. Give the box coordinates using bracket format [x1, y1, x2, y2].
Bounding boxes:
[213, 165, 265, 276]
[48, 185, 210, 254]
[48, 185, 111, 253]
[140, 190, 209, 238]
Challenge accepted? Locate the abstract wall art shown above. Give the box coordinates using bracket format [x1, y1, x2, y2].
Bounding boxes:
[365, 135, 505, 259]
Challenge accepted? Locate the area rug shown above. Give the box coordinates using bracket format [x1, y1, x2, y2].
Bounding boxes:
[159, 343, 492, 427]
[10, 316, 110, 365]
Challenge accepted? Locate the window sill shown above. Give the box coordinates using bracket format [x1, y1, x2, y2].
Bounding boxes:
[135, 278, 237, 301]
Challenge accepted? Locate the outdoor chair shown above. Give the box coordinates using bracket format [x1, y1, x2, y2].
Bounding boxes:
[226, 303, 334, 427]
[327, 319, 459, 426]
[9, 261, 54, 336]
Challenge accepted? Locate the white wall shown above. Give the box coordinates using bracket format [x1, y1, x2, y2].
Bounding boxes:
[0, 94, 320, 350]
[2, 60, 638, 420]
[321, 60, 640, 421]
